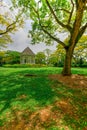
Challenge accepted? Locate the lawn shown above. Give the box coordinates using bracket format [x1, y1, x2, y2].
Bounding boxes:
[0, 67, 87, 130]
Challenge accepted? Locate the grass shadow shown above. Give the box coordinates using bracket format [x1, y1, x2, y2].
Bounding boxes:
[0, 68, 57, 126]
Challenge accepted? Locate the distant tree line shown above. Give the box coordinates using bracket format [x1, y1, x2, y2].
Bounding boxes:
[0, 48, 87, 67]
[0, 50, 20, 66]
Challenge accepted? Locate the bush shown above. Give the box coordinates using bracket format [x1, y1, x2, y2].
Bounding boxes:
[82, 62, 87, 67]
[3, 64, 47, 68]
[71, 62, 87, 68]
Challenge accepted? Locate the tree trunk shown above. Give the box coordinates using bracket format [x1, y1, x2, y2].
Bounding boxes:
[62, 1, 86, 76]
[62, 47, 74, 76]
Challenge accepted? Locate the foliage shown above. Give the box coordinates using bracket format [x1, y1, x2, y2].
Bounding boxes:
[11, 0, 87, 75]
[44, 48, 52, 65]
[49, 34, 87, 67]
[3, 63, 47, 68]
[73, 35, 87, 67]
[35, 51, 46, 64]
[0, 1, 24, 48]
[48, 52, 58, 67]
[12, 0, 87, 45]
[50, 44, 65, 67]
[0, 50, 20, 65]
[5, 50, 20, 64]
[0, 51, 5, 66]
[0, 34, 13, 49]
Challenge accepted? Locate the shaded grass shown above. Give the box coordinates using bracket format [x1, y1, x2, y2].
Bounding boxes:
[52, 79, 87, 130]
[0, 67, 87, 129]
[0, 74, 54, 120]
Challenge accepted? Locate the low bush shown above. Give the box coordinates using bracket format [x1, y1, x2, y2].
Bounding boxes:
[3, 64, 47, 68]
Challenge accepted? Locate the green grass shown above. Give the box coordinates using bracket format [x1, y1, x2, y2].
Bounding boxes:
[71, 67, 87, 75]
[0, 67, 87, 129]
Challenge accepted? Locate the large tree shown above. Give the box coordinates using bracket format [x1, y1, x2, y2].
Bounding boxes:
[12, 0, 87, 75]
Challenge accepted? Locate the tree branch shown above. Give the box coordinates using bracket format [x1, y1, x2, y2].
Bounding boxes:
[0, 22, 16, 35]
[41, 25, 67, 48]
[45, 0, 72, 32]
[31, 4, 67, 48]
[75, 22, 87, 43]
[68, 0, 74, 24]
[0, 11, 23, 36]
[54, 8, 70, 14]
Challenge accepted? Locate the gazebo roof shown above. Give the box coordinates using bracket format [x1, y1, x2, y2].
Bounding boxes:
[21, 47, 35, 56]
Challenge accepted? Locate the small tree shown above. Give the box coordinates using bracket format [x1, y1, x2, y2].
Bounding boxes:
[49, 53, 58, 67]
[35, 52, 46, 64]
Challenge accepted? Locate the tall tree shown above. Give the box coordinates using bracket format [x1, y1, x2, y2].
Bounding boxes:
[12, 0, 87, 75]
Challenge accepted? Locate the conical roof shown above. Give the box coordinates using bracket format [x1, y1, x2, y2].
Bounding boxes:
[21, 47, 35, 56]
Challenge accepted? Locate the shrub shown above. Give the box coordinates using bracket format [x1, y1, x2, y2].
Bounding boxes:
[3, 64, 47, 68]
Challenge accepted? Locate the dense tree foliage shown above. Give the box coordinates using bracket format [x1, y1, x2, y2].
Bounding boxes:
[53, 35, 87, 67]
[35, 51, 46, 64]
[0, 50, 20, 65]
[49, 47, 65, 67]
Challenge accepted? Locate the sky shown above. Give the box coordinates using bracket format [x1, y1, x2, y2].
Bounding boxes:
[6, 20, 58, 54]
[1, 0, 66, 54]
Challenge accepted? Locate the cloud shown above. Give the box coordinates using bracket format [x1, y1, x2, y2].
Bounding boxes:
[7, 28, 30, 51]
[6, 19, 57, 53]
[7, 27, 57, 53]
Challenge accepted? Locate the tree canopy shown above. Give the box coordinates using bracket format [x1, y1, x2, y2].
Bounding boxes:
[12, 0, 87, 75]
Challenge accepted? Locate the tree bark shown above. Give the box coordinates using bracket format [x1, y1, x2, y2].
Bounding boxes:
[62, 1, 86, 76]
[62, 46, 74, 76]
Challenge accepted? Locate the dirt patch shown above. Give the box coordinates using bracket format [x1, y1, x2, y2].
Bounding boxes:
[49, 74, 87, 89]
[0, 106, 69, 130]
